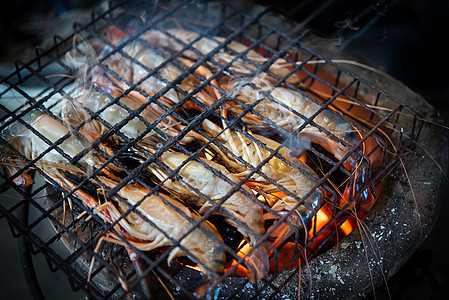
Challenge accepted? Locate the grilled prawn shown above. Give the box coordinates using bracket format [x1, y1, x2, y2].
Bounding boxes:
[195, 117, 324, 246]
[97, 176, 225, 275]
[99, 40, 184, 104]
[93, 27, 219, 108]
[139, 29, 300, 84]
[139, 148, 269, 283]
[226, 83, 375, 208]
[65, 86, 192, 144]
[228, 84, 358, 163]
[1, 110, 115, 180]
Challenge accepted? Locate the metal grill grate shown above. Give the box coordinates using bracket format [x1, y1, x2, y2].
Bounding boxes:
[0, 0, 426, 299]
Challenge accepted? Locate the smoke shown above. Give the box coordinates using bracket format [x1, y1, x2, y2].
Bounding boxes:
[284, 134, 312, 158]
[64, 33, 100, 91]
[225, 71, 275, 102]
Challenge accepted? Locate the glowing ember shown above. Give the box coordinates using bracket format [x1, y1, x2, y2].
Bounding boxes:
[308, 207, 332, 238]
[339, 218, 354, 236]
[210, 240, 252, 277]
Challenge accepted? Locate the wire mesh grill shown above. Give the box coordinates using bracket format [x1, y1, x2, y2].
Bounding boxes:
[0, 0, 423, 299]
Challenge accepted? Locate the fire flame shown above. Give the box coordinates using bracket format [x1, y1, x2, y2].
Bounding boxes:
[340, 218, 354, 236]
[187, 265, 203, 272]
[183, 240, 253, 277]
[308, 207, 331, 238]
[225, 240, 252, 277]
[308, 205, 355, 239]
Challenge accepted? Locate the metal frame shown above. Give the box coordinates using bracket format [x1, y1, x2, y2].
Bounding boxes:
[0, 0, 422, 299]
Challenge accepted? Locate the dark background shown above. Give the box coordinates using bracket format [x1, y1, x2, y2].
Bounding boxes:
[0, 0, 448, 299]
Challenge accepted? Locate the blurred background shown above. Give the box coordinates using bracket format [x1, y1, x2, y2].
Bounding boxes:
[0, 0, 447, 299]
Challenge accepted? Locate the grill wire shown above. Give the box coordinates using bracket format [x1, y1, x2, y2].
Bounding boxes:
[0, 0, 424, 299]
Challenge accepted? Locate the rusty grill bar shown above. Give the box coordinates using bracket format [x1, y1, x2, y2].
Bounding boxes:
[0, 0, 425, 299]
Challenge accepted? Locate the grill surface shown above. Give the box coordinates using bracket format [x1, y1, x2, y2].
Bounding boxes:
[0, 1, 446, 299]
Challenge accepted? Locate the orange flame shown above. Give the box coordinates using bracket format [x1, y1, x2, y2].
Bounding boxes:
[186, 265, 203, 272]
[230, 241, 251, 265]
[307, 204, 357, 254]
[218, 240, 252, 277]
[340, 218, 354, 236]
[298, 153, 307, 164]
[308, 206, 331, 238]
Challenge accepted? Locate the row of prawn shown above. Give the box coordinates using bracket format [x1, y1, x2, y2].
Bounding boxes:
[0, 27, 376, 291]
[91, 26, 374, 243]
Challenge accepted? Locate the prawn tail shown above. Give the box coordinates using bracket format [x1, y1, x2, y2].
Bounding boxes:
[246, 244, 269, 284]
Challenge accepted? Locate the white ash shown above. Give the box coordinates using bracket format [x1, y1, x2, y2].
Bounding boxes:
[340, 242, 350, 249]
